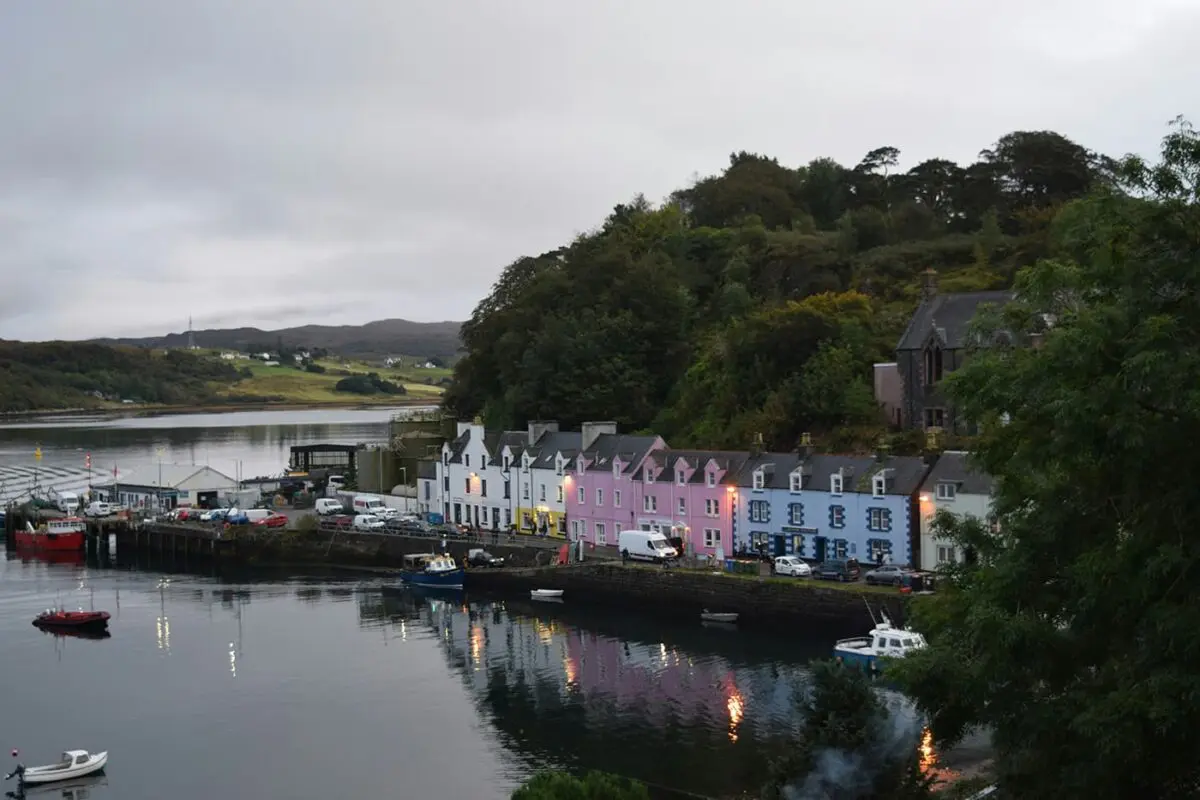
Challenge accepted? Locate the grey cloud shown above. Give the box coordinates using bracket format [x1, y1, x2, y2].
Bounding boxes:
[0, 0, 1197, 340]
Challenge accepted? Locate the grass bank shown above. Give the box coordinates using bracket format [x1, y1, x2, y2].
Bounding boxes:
[215, 357, 448, 405]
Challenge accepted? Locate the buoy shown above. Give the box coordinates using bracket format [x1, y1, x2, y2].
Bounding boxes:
[10, 749, 17, 758]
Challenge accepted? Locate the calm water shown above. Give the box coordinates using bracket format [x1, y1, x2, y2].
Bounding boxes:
[0, 550, 853, 800]
[0, 408, 430, 481]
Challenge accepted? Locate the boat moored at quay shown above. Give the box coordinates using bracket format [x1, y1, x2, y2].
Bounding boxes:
[399, 553, 465, 590]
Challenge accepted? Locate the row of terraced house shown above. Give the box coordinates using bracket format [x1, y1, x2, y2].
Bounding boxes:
[415, 418, 992, 571]
[416, 274, 1009, 571]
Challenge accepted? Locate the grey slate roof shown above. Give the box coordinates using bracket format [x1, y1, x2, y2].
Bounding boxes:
[633, 449, 751, 484]
[416, 459, 438, 480]
[487, 430, 531, 461]
[920, 451, 994, 496]
[581, 434, 660, 474]
[897, 290, 1015, 351]
[523, 431, 583, 469]
[446, 430, 470, 464]
[736, 452, 929, 496]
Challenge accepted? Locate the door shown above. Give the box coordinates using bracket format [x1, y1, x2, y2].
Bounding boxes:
[814, 536, 828, 562]
[772, 534, 787, 557]
[492, 507, 500, 530]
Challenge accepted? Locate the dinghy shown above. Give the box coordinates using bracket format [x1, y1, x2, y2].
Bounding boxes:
[700, 610, 738, 623]
[6, 750, 107, 786]
[530, 589, 563, 599]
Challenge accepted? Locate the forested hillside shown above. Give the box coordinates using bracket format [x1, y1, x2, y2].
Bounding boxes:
[444, 131, 1115, 450]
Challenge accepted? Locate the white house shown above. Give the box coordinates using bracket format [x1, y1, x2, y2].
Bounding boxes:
[514, 422, 581, 538]
[438, 420, 531, 531]
[918, 451, 994, 571]
[97, 464, 238, 510]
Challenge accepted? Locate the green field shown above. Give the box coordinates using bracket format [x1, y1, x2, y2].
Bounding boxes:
[215, 356, 451, 405]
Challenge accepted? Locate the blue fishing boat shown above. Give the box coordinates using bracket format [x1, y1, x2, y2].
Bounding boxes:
[833, 615, 926, 673]
[399, 553, 465, 590]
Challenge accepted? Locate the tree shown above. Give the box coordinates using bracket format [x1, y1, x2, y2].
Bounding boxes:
[892, 119, 1200, 798]
[511, 771, 649, 800]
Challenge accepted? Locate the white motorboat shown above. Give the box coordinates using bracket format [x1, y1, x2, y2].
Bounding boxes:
[5, 750, 108, 786]
[530, 589, 563, 599]
[700, 610, 738, 623]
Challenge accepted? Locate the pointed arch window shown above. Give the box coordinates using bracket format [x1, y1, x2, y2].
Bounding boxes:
[923, 343, 944, 385]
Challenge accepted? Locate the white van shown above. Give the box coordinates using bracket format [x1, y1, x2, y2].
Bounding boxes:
[353, 514, 385, 532]
[56, 491, 80, 515]
[315, 498, 344, 516]
[618, 530, 679, 563]
[352, 495, 396, 519]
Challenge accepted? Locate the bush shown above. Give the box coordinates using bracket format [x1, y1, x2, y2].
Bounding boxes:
[511, 771, 649, 800]
[304, 362, 326, 374]
[334, 373, 406, 395]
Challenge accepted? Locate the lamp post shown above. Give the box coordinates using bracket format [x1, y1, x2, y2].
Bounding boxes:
[156, 447, 165, 512]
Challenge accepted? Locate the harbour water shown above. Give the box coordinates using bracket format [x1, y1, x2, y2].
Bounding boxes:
[0, 407, 428, 503]
[1, 550, 869, 799]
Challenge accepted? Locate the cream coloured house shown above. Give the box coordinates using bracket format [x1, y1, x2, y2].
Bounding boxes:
[918, 451, 994, 571]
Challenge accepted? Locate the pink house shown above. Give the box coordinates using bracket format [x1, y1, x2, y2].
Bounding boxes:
[633, 449, 750, 557]
[568, 424, 665, 548]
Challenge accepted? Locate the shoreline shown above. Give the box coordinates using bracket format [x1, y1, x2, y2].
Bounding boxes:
[0, 398, 441, 420]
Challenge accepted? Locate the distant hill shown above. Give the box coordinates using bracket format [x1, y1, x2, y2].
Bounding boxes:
[92, 318, 464, 360]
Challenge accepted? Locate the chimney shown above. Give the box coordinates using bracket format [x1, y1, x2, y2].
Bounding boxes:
[751, 432, 764, 457]
[798, 432, 814, 460]
[923, 427, 941, 465]
[581, 421, 618, 452]
[921, 268, 938, 301]
[1029, 332, 1044, 349]
[875, 439, 890, 463]
[527, 420, 559, 445]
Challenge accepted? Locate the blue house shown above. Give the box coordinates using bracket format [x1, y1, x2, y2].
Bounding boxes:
[735, 450, 930, 567]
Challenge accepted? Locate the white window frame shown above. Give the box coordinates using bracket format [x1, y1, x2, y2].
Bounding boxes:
[644, 495, 657, 513]
[596, 523, 606, 545]
[646, 469, 655, 485]
[676, 470, 686, 486]
[614, 490, 622, 508]
[789, 504, 804, 525]
[595, 488, 604, 506]
[752, 471, 765, 490]
[539, 484, 546, 502]
[936, 482, 957, 500]
[613, 461, 620, 479]
[936, 544, 957, 564]
[556, 485, 564, 503]
[555, 459, 564, 476]
[831, 473, 843, 495]
[705, 498, 719, 517]
[706, 472, 716, 488]
[677, 497, 686, 514]
[703, 528, 719, 548]
[577, 486, 585, 504]
[869, 508, 886, 530]
[872, 475, 886, 498]
[503, 455, 510, 470]
[481, 455, 488, 469]
[789, 473, 802, 493]
[570, 519, 579, 537]
[522, 482, 530, 500]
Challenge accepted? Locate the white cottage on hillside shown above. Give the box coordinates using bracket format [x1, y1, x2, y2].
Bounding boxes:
[918, 451, 994, 571]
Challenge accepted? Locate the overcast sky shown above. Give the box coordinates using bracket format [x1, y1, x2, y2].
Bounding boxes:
[1, 0, 1195, 341]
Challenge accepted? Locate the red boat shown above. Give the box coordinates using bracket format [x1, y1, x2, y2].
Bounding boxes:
[15, 517, 86, 551]
[32, 609, 111, 632]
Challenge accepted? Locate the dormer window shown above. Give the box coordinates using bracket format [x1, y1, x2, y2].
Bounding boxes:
[555, 459, 564, 476]
[613, 461, 621, 480]
[522, 454, 532, 469]
[789, 473, 802, 493]
[752, 470, 765, 491]
[676, 470, 686, 486]
[706, 472, 716, 488]
[645, 469, 655, 485]
[936, 482, 957, 500]
[831, 473, 843, 495]
[443, 452, 449, 466]
[503, 456, 511, 470]
[872, 475, 886, 498]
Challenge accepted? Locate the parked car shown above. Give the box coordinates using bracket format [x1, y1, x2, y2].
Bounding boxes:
[256, 513, 289, 529]
[352, 514, 385, 532]
[467, 549, 505, 568]
[314, 498, 344, 516]
[320, 514, 355, 531]
[225, 512, 250, 526]
[773, 555, 812, 577]
[201, 508, 229, 522]
[864, 564, 913, 586]
[815, 557, 862, 582]
[385, 517, 431, 535]
[83, 501, 115, 518]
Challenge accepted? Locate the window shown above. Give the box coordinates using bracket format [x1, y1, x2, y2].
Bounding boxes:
[872, 475, 885, 498]
[443, 452, 449, 465]
[505, 508, 512, 527]
[923, 407, 946, 430]
[788, 503, 804, 526]
[830, 473, 843, 495]
[503, 456, 511, 470]
[613, 462, 620, 479]
[706, 472, 716, 488]
[868, 508, 892, 531]
[752, 470, 765, 490]
[481, 479, 487, 497]
[443, 476, 449, 491]
[924, 344, 945, 386]
[749, 500, 770, 523]
[464, 454, 470, 468]
[829, 505, 846, 529]
[577, 486, 585, 504]
[676, 470, 686, 486]
[555, 459, 564, 476]
[596, 488, 604, 506]
[539, 484, 546, 502]
[523, 482, 530, 500]
[644, 495, 657, 513]
[464, 478, 471, 494]
[677, 497, 686, 514]
[556, 486, 564, 503]
[936, 544, 957, 564]
[614, 490, 622, 508]
[703, 528, 719, 548]
[570, 520, 580, 537]
[423, 482, 431, 500]
[481, 455, 488, 469]
[523, 454, 532, 469]
[557, 517, 566, 535]
[646, 470, 655, 484]
[936, 482, 956, 500]
[504, 480, 510, 500]
[705, 498, 719, 517]
[789, 473, 802, 493]
[596, 523, 607, 545]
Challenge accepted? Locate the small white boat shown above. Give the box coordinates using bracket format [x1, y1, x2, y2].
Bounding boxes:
[700, 610, 738, 623]
[6, 750, 108, 785]
[530, 589, 563, 599]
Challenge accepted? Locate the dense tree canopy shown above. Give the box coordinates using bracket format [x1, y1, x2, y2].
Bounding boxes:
[892, 119, 1200, 798]
[445, 130, 1111, 450]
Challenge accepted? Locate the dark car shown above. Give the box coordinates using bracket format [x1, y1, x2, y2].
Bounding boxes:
[816, 557, 862, 582]
[386, 517, 432, 536]
[864, 564, 912, 586]
[467, 549, 505, 568]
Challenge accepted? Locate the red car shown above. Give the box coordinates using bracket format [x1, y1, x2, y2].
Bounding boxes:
[255, 513, 289, 529]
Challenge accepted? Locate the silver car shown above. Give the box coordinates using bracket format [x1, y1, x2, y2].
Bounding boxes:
[774, 556, 812, 577]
